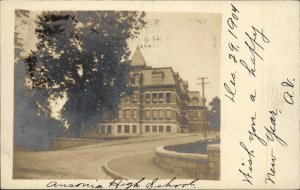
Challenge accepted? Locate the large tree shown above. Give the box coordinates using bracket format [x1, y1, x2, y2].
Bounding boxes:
[25, 11, 146, 137]
[14, 10, 64, 151]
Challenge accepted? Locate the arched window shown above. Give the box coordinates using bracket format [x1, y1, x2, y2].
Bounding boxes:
[192, 97, 199, 106]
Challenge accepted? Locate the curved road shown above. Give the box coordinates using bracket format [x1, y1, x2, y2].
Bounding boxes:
[14, 134, 205, 179]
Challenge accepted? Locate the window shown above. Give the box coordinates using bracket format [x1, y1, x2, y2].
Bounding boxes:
[166, 126, 171, 132]
[166, 109, 171, 120]
[89, 127, 93, 133]
[152, 93, 158, 104]
[145, 110, 151, 120]
[192, 97, 199, 106]
[189, 111, 194, 118]
[166, 93, 171, 103]
[95, 126, 100, 133]
[125, 96, 131, 104]
[130, 73, 143, 86]
[152, 125, 157, 132]
[159, 109, 164, 120]
[195, 111, 199, 118]
[145, 125, 150, 132]
[118, 125, 122, 133]
[152, 110, 158, 120]
[188, 112, 193, 118]
[107, 125, 112, 134]
[138, 77, 142, 85]
[125, 109, 131, 120]
[124, 125, 130, 133]
[159, 126, 164, 132]
[133, 109, 138, 120]
[145, 93, 151, 104]
[176, 112, 180, 121]
[100, 125, 105, 134]
[102, 110, 109, 120]
[159, 93, 164, 103]
[132, 93, 138, 103]
[119, 110, 123, 120]
[132, 125, 137, 133]
[198, 111, 202, 118]
[153, 72, 163, 84]
[130, 77, 135, 85]
[194, 113, 198, 118]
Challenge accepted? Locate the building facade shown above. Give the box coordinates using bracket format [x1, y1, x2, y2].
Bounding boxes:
[187, 91, 205, 132]
[85, 47, 204, 137]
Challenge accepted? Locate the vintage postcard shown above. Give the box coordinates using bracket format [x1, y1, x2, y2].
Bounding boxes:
[1, 0, 299, 189]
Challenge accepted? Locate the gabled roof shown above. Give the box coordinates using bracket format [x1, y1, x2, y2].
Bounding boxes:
[130, 47, 146, 67]
[129, 47, 189, 98]
[139, 68, 176, 86]
[188, 91, 204, 106]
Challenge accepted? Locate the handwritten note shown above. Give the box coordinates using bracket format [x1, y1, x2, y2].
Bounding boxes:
[224, 3, 297, 187]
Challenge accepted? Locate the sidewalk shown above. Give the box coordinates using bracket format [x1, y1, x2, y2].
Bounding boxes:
[104, 151, 191, 179]
[65, 133, 200, 151]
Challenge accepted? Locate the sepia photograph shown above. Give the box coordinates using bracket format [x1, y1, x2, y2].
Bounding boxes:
[13, 10, 221, 180]
[1, 0, 299, 189]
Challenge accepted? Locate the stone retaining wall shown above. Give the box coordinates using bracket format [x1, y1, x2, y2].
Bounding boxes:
[154, 146, 209, 179]
[207, 144, 220, 180]
[51, 138, 101, 150]
[154, 143, 220, 180]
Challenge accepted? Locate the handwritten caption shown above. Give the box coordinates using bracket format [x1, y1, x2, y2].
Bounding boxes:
[46, 177, 199, 189]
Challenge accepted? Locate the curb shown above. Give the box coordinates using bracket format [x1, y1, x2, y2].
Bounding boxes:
[155, 146, 208, 160]
[103, 159, 131, 179]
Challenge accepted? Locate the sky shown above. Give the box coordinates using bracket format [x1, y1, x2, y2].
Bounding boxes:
[128, 12, 221, 103]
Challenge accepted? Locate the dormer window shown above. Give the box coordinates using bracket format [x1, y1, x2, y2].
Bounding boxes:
[130, 72, 143, 86]
[152, 70, 164, 84]
[191, 97, 199, 106]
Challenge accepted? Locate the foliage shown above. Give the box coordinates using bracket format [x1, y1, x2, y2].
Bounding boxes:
[208, 97, 220, 130]
[25, 11, 146, 137]
[14, 10, 64, 151]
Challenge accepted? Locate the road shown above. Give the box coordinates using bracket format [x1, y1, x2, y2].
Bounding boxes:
[13, 134, 205, 179]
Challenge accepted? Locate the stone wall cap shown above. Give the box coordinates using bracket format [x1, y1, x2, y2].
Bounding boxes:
[207, 144, 220, 151]
[155, 146, 208, 160]
[52, 138, 102, 143]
